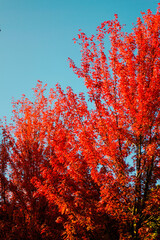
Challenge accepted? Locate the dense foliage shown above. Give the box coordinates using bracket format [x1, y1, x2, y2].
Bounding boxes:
[0, 5, 160, 240]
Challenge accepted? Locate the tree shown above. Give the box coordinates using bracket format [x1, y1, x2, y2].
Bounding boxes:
[68, 5, 160, 239]
[0, 4, 160, 240]
[0, 82, 65, 240]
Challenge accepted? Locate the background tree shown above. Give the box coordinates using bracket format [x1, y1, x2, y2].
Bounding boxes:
[1, 82, 118, 239]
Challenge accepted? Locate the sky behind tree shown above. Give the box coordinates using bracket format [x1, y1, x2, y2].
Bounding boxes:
[0, 0, 159, 121]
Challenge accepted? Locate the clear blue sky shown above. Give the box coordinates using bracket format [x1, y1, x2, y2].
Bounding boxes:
[0, 0, 159, 121]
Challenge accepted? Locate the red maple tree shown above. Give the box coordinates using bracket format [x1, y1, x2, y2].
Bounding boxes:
[69, 5, 160, 238]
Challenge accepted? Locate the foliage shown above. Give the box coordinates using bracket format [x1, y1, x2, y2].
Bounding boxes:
[0, 4, 160, 240]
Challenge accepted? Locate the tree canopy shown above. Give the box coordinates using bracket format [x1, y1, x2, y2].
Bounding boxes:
[0, 4, 160, 240]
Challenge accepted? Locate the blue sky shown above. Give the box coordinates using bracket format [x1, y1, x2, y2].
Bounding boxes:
[0, 0, 159, 121]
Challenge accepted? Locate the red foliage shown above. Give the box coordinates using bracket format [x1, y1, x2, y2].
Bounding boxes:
[0, 5, 160, 240]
